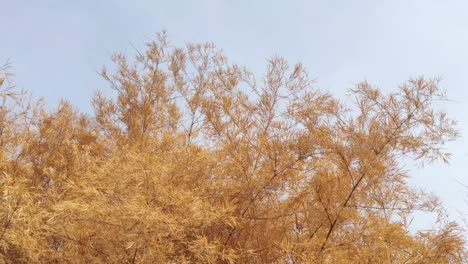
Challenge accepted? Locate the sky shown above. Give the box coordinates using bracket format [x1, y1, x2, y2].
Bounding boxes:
[1, 0, 467, 231]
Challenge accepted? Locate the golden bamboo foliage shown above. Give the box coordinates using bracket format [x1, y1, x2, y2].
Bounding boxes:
[0, 33, 466, 263]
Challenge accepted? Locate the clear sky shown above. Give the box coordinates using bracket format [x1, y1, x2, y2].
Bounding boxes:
[1, 0, 467, 231]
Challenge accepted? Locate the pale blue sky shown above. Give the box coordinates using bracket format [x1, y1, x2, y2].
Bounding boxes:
[2, 0, 467, 231]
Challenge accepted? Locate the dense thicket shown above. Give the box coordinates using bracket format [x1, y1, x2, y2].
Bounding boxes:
[0, 33, 465, 263]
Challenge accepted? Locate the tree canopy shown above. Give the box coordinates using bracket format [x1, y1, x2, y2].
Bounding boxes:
[0, 32, 466, 263]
